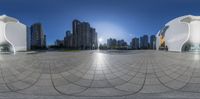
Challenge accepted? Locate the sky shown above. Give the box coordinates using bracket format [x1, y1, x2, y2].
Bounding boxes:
[1, 0, 200, 45]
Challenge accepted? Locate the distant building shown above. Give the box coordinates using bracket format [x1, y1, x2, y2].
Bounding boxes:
[44, 35, 46, 47]
[27, 26, 31, 51]
[30, 23, 46, 49]
[140, 35, 149, 49]
[72, 19, 98, 49]
[55, 39, 64, 47]
[143, 35, 149, 49]
[140, 36, 144, 49]
[107, 38, 128, 49]
[72, 20, 80, 48]
[131, 37, 139, 49]
[90, 28, 98, 49]
[58, 19, 98, 50]
[150, 35, 156, 49]
[107, 38, 117, 49]
[64, 30, 73, 48]
[0, 15, 47, 53]
[81, 22, 91, 49]
[99, 43, 107, 50]
[117, 39, 128, 49]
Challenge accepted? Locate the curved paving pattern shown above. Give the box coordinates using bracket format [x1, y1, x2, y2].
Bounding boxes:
[0, 50, 200, 98]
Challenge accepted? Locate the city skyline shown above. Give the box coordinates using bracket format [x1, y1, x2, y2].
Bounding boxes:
[1, 0, 200, 45]
[1, 1, 200, 98]
[55, 19, 98, 50]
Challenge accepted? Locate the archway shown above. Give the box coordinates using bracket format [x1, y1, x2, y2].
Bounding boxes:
[0, 43, 14, 53]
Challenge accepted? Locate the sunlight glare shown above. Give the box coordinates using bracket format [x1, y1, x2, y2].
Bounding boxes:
[93, 22, 128, 43]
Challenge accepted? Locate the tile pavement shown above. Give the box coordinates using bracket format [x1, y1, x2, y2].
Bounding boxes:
[0, 50, 200, 98]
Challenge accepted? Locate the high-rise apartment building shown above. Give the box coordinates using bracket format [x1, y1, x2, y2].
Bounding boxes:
[72, 19, 98, 49]
[150, 35, 156, 49]
[30, 23, 46, 49]
[64, 30, 73, 48]
[140, 35, 149, 49]
[131, 37, 139, 49]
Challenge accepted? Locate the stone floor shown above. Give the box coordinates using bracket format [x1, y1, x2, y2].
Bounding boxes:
[0, 50, 200, 99]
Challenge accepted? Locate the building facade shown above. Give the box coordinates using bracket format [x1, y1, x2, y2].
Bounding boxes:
[72, 19, 98, 49]
[150, 35, 156, 49]
[30, 23, 46, 49]
[140, 35, 149, 49]
[64, 30, 73, 48]
[90, 28, 98, 49]
[107, 38, 128, 49]
[55, 39, 64, 47]
[107, 38, 117, 49]
[117, 39, 128, 49]
[156, 15, 200, 52]
[0, 15, 30, 53]
[131, 37, 139, 49]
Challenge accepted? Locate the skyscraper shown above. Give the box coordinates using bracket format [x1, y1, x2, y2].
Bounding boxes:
[72, 19, 98, 50]
[150, 35, 156, 49]
[140, 35, 149, 49]
[64, 30, 73, 48]
[90, 28, 98, 49]
[131, 37, 139, 49]
[30, 23, 46, 49]
[72, 20, 81, 48]
[81, 22, 90, 49]
[143, 35, 149, 49]
[140, 36, 144, 49]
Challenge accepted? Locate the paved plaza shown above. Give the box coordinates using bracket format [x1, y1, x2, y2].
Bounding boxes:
[0, 50, 200, 99]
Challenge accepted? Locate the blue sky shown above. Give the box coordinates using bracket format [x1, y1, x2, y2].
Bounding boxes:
[1, 0, 200, 45]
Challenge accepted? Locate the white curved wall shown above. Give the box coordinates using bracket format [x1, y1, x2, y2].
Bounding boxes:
[190, 21, 200, 44]
[165, 21, 189, 52]
[5, 22, 27, 51]
[156, 33, 160, 50]
[0, 21, 6, 44]
[156, 15, 200, 52]
[0, 15, 27, 53]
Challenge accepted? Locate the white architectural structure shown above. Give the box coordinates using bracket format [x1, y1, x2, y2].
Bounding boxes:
[0, 15, 29, 53]
[156, 15, 200, 52]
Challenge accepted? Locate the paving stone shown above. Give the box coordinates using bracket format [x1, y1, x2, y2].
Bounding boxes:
[0, 50, 200, 98]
